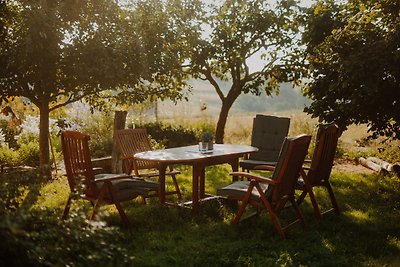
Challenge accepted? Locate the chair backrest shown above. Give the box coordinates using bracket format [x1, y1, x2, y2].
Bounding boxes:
[115, 128, 158, 172]
[249, 114, 290, 162]
[307, 123, 341, 185]
[269, 134, 312, 202]
[61, 131, 96, 195]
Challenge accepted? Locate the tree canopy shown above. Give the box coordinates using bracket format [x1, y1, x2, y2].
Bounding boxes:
[187, 0, 304, 143]
[0, 0, 201, 173]
[303, 0, 400, 139]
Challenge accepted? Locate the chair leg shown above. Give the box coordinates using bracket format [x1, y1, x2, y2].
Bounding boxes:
[91, 200, 102, 221]
[326, 182, 340, 214]
[62, 195, 73, 220]
[232, 183, 254, 225]
[290, 197, 306, 227]
[233, 193, 252, 225]
[296, 190, 308, 205]
[307, 187, 322, 219]
[90, 186, 107, 221]
[114, 202, 130, 228]
[268, 209, 285, 239]
[171, 174, 182, 200]
[257, 186, 285, 239]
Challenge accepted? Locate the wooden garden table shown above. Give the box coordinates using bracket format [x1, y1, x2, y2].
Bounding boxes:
[134, 144, 258, 212]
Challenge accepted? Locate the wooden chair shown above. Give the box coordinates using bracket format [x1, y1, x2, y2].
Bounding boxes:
[240, 114, 290, 171]
[218, 134, 312, 239]
[296, 123, 341, 219]
[61, 131, 159, 227]
[115, 128, 182, 201]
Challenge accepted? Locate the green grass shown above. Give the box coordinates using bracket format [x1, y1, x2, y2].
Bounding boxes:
[1, 165, 399, 266]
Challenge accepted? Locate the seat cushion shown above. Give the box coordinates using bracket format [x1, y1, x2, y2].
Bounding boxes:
[217, 181, 269, 201]
[94, 174, 159, 200]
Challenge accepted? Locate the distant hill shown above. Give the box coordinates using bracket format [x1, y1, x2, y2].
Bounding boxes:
[157, 79, 311, 118]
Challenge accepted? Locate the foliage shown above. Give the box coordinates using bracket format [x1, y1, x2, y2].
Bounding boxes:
[0, 0, 137, 170]
[187, 0, 304, 143]
[134, 121, 198, 148]
[302, 0, 400, 139]
[0, 0, 202, 170]
[78, 111, 115, 158]
[200, 131, 214, 142]
[0, 145, 17, 167]
[15, 141, 40, 167]
[0, 168, 40, 213]
[0, 209, 131, 267]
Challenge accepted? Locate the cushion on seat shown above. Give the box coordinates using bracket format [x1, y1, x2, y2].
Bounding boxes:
[94, 175, 159, 199]
[217, 181, 269, 201]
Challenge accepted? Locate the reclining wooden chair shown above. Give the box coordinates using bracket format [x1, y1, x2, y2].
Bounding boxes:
[115, 128, 182, 201]
[218, 134, 312, 239]
[240, 114, 290, 171]
[296, 123, 341, 219]
[61, 130, 159, 227]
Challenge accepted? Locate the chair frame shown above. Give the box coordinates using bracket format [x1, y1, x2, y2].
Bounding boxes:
[115, 128, 182, 201]
[220, 134, 312, 239]
[61, 131, 152, 227]
[296, 123, 341, 219]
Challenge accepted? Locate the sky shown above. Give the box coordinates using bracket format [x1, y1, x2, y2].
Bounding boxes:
[200, 0, 315, 72]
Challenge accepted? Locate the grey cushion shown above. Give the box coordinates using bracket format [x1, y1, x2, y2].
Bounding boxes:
[240, 115, 290, 170]
[94, 174, 159, 199]
[217, 181, 269, 201]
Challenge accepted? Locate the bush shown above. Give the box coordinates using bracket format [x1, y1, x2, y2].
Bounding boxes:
[80, 112, 114, 158]
[0, 146, 17, 168]
[134, 122, 198, 148]
[0, 119, 19, 149]
[0, 208, 131, 267]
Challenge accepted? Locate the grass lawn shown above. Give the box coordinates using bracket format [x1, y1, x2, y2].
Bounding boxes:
[1, 163, 399, 266]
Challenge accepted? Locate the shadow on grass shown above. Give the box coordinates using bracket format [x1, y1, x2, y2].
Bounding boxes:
[1, 168, 398, 266]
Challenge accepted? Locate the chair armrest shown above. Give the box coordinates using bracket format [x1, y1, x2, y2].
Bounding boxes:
[254, 165, 276, 171]
[230, 172, 277, 185]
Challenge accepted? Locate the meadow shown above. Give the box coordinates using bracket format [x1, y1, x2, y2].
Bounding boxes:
[0, 111, 399, 266]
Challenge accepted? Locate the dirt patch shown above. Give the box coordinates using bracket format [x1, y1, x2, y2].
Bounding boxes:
[333, 159, 375, 174]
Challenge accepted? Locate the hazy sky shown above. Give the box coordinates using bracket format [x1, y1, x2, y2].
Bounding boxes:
[200, 0, 315, 72]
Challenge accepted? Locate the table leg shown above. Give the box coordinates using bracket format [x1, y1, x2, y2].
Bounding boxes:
[199, 165, 206, 199]
[192, 163, 200, 213]
[158, 163, 167, 205]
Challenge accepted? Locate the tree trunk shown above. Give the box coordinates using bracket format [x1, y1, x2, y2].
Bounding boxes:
[112, 110, 127, 173]
[215, 93, 238, 144]
[39, 103, 51, 178]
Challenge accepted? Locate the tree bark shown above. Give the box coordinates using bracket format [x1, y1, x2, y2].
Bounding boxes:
[39, 103, 51, 178]
[215, 92, 239, 144]
[112, 110, 127, 173]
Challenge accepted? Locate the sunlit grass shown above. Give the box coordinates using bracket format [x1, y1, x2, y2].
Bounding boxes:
[2, 112, 400, 266]
[1, 166, 399, 266]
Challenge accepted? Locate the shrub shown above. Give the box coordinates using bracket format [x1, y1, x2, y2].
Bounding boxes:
[0, 119, 18, 149]
[80, 112, 114, 158]
[0, 146, 17, 168]
[16, 141, 40, 167]
[133, 122, 198, 148]
[0, 208, 131, 267]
